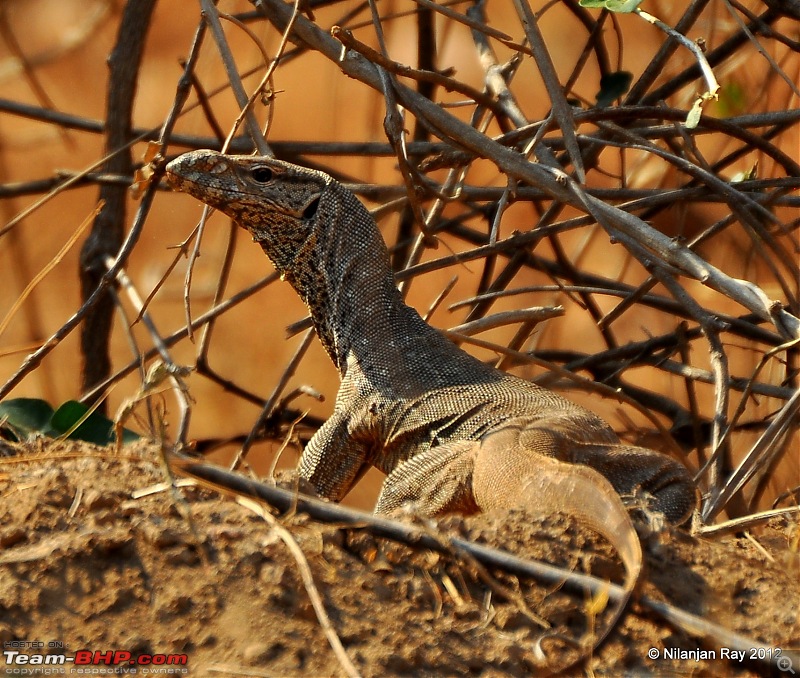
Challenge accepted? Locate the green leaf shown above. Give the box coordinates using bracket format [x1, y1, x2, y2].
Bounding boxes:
[0, 397, 141, 446]
[595, 71, 633, 107]
[50, 401, 140, 446]
[579, 0, 644, 13]
[0, 398, 57, 439]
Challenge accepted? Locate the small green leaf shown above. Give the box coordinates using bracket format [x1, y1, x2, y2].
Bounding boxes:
[0, 397, 140, 446]
[0, 398, 57, 439]
[595, 71, 633, 107]
[579, 0, 644, 12]
[51, 401, 140, 446]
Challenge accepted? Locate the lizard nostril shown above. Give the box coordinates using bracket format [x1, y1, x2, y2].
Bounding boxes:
[252, 167, 273, 183]
[303, 197, 320, 219]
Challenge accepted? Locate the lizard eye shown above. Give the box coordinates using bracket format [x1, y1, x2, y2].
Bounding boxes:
[251, 166, 273, 183]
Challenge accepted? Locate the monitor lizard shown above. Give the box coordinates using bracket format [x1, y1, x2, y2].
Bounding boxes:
[166, 150, 700, 664]
[166, 149, 696, 527]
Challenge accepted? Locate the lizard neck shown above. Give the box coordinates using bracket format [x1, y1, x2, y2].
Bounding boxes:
[281, 183, 411, 375]
[247, 168, 500, 398]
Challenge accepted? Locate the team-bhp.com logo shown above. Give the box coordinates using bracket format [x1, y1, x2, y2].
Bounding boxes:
[3, 649, 188, 673]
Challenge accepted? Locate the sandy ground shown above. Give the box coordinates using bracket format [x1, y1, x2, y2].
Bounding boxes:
[0, 439, 798, 677]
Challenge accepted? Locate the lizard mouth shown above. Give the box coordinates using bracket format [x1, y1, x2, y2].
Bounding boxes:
[164, 169, 186, 192]
[165, 152, 226, 194]
[165, 158, 232, 213]
[164, 157, 196, 192]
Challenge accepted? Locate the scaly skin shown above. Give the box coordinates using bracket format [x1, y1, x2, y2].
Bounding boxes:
[165, 149, 697, 526]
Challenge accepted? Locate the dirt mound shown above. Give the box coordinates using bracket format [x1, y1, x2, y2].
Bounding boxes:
[1, 440, 797, 676]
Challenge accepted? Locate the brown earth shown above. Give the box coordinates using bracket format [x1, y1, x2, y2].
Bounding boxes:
[0, 439, 798, 677]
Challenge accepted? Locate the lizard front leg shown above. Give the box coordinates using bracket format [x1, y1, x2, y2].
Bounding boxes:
[374, 441, 480, 516]
[299, 410, 371, 502]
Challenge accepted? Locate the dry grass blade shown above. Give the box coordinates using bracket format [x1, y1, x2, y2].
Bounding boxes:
[0, 202, 99, 338]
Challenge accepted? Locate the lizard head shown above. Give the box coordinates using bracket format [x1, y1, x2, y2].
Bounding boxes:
[166, 150, 330, 274]
[167, 149, 397, 370]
